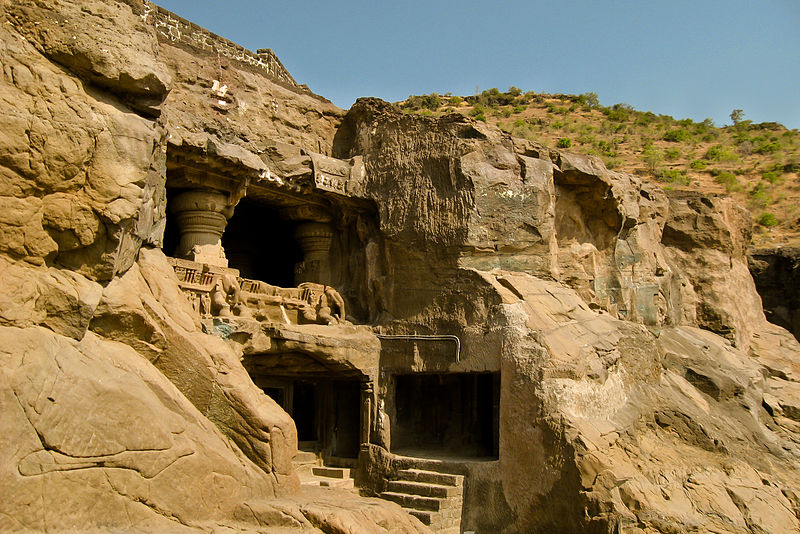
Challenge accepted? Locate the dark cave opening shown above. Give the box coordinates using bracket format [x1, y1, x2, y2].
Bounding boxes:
[393, 372, 499, 459]
[222, 198, 303, 287]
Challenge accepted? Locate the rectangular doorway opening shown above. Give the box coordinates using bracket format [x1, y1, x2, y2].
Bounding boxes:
[293, 381, 317, 442]
[331, 380, 361, 459]
[393, 373, 499, 459]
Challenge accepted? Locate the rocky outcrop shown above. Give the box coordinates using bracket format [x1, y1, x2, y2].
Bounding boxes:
[749, 246, 800, 342]
[335, 98, 800, 532]
[337, 98, 767, 351]
[2, 1, 800, 533]
[0, 1, 428, 532]
[480, 271, 800, 533]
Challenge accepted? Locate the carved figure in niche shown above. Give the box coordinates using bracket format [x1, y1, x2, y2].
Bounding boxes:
[210, 273, 243, 318]
[200, 292, 211, 317]
[298, 283, 348, 325]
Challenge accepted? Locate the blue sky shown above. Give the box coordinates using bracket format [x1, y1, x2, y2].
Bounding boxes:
[154, 0, 800, 129]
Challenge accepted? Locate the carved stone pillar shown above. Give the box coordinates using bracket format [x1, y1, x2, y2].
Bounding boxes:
[360, 381, 374, 445]
[171, 189, 234, 267]
[282, 205, 334, 285]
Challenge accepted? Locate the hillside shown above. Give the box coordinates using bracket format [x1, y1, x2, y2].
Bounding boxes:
[398, 89, 800, 247]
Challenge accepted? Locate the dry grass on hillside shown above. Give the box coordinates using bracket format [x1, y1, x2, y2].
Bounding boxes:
[398, 89, 800, 247]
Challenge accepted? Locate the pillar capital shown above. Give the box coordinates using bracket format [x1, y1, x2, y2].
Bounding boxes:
[293, 221, 334, 285]
[170, 189, 234, 267]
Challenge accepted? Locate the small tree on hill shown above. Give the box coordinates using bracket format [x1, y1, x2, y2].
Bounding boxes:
[730, 109, 744, 125]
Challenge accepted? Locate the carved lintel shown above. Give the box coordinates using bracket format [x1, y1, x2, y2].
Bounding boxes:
[280, 204, 333, 223]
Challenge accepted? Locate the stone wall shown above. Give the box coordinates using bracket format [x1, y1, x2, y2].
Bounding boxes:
[142, 1, 299, 90]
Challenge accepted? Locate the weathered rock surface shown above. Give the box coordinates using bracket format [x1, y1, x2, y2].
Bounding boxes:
[0, 2, 430, 532]
[2, 0, 167, 280]
[0, 328, 428, 533]
[478, 271, 800, 533]
[336, 99, 800, 532]
[2, 1, 800, 533]
[336, 98, 767, 351]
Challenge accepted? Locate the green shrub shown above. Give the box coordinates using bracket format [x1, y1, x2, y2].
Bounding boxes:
[605, 104, 631, 122]
[557, 138, 572, 148]
[641, 146, 664, 172]
[665, 148, 681, 160]
[762, 167, 784, 183]
[578, 92, 599, 108]
[756, 213, 779, 227]
[663, 129, 692, 142]
[689, 159, 707, 170]
[658, 168, 690, 185]
[713, 171, 741, 191]
[635, 112, 658, 126]
[755, 141, 781, 154]
[512, 105, 525, 114]
[704, 145, 738, 162]
[749, 182, 772, 208]
[474, 113, 487, 122]
[448, 96, 463, 106]
[597, 139, 619, 157]
[420, 93, 441, 110]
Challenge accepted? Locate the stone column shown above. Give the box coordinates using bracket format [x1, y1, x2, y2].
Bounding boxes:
[293, 221, 334, 284]
[282, 205, 334, 285]
[170, 189, 234, 267]
[360, 381, 373, 445]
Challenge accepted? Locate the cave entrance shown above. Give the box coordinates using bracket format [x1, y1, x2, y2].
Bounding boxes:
[252, 375, 362, 460]
[293, 381, 317, 442]
[392, 373, 499, 459]
[221, 198, 303, 287]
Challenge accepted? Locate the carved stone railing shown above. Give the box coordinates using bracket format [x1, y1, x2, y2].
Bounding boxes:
[167, 257, 347, 326]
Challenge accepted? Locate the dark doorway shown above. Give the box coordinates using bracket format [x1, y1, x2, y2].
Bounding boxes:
[262, 386, 286, 409]
[162, 187, 182, 257]
[394, 373, 499, 458]
[332, 381, 361, 458]
[222, 198, 303, 287]
[293, 381, 317, 442]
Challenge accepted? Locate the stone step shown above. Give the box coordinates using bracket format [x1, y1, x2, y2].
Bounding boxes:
[387, 480, 460, 498]
[407, 509, 434, 526]
[405, 506, 461, 529]
[311, 466, 352, 479]
[396, 469, 464, 488]
[293, 451, 318, 464]
[380, 491, 455, 512]
[301, 477, 354, 489]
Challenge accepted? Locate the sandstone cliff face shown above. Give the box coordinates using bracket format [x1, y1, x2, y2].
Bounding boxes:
[0, 1, 427, 532]
[335, 98, 800, 532]
[2, 1, 800, 533]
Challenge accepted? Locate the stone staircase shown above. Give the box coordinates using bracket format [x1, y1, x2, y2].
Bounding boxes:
[380, 468, 464, 533]
[292, 450, 355, 489]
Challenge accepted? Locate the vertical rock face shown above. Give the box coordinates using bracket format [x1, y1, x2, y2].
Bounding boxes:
[336, 98, 800, 532]
[337, 98, 767, 350]
[0, 2, 429, 532]
[1, 2, 800, 534]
